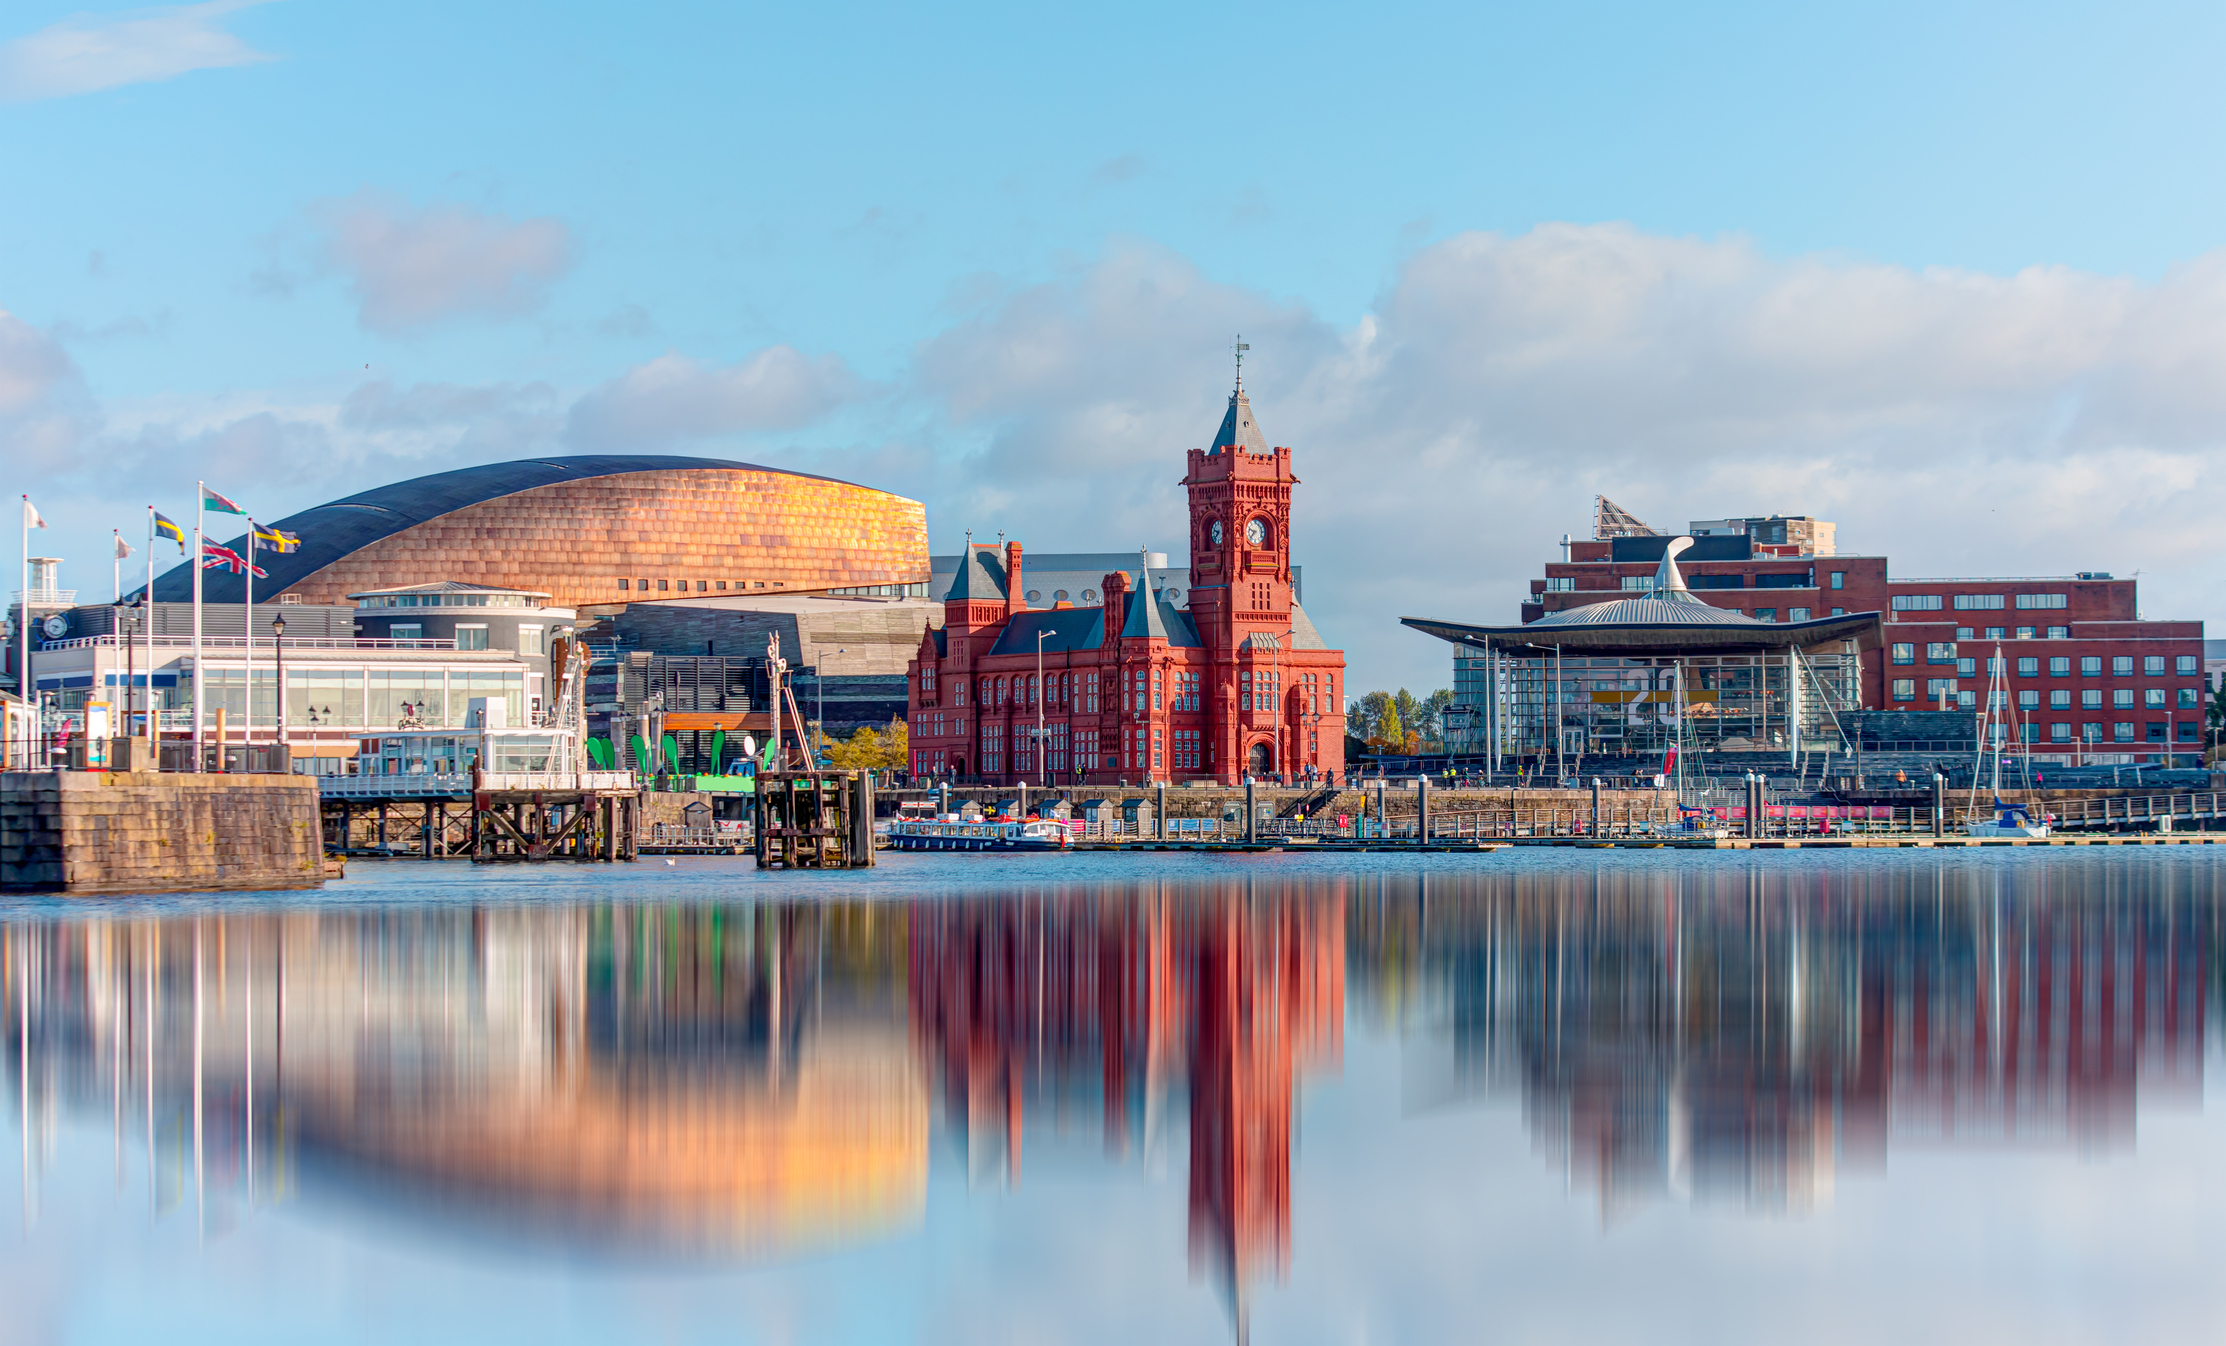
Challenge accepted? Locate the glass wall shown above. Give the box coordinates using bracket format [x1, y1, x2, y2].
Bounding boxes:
[287, 669, 364, 726]
[201, 668, 279, 723]
[1446, 644, 1863, 760]
[369, 670, 448, 726]
[452, 670, 526, 727]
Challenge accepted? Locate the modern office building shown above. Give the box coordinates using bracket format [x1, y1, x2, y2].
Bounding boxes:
[143, 455, 930, 616]
[906, 381, 1348, 785]
[1438, 496, 2205, 765]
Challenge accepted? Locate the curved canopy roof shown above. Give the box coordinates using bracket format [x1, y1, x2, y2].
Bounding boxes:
[1403, 609, 1882, 657]
[148, 455, 862, 604]
[1405, 533, 1881, 655]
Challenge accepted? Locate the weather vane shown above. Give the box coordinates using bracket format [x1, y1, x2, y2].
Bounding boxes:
[1234, 335, 1250, 391]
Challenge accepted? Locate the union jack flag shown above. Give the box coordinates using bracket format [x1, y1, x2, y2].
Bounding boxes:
[200, 542, 268, 578]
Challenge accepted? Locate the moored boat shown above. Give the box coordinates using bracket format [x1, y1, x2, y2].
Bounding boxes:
[887, 817, 1075, 852]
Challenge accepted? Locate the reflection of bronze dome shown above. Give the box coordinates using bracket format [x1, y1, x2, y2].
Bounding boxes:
[293, 1028, 926, 1260]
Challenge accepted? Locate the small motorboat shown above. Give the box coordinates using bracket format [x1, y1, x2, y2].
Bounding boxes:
[886, 816, 1075, 852]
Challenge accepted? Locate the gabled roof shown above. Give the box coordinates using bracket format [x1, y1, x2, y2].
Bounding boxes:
[988, 607, 1105, 656]
[1207, 389, 1271, 455]
[943, 545, 1008, 602]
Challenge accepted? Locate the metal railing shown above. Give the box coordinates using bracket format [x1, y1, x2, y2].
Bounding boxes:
[40, 635, 462, 652]
[319, 769, 637, 797]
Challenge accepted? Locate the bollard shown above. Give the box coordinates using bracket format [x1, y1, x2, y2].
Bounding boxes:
[1417, 775, 1430, 845]
[1590, 777, 1601, 838]
[1932, 773, 1946, 838]
[1156, 782, 1166, 840]
[938, 781, 950, 819]
[1245, 779, 1256, 843]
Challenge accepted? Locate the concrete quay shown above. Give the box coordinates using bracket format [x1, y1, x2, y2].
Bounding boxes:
[0, 770, 324, 895]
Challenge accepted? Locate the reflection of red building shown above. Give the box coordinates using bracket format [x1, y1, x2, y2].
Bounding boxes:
[908, 887, 1344, 1312]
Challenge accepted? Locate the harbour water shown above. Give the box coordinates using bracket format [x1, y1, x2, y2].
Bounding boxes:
[5, 848, 2226, 1344]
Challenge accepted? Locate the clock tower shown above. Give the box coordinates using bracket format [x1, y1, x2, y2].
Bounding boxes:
[1185, 382, 1296, 644]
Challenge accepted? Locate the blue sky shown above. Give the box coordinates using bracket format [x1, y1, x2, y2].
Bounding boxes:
[7, 0, 2226, 692]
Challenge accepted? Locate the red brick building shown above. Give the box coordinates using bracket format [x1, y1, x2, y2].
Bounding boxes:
[1527, 502, 2205, 762]
[907, 385, 1348, 785]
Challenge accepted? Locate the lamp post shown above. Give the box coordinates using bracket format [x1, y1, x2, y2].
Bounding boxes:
[271, 614, 286, 763]
[817, 647, 845, 761]
[1036, 629, 1049, 786]
[122, 598, 139, 740]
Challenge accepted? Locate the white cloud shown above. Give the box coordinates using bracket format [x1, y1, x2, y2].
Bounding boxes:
[566, 346, 861, 450]
[0, 307, 93, 470]
[30, 221, 2226, 693]
[314, 192, 572, 335]
[908, 226, 2226, 692]
[0, 1, 274, 103]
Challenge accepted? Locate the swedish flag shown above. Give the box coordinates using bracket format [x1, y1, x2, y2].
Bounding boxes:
[153, 511, 186, 551]
[253, 523, 301, 554]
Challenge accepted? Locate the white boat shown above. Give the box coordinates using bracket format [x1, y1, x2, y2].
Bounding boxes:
[1963, 642, 2049, 838]
[887, 817, 1074, 852]
[1965, 799, 2049, 838]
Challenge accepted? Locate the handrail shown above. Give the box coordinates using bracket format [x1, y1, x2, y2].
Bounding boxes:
[41, 635, 465, 652]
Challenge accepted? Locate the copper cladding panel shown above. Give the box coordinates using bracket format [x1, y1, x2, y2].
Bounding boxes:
[278, 469, 930, 610]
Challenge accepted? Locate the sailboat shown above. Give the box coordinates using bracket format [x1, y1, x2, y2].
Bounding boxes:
[1964, 642, 2050, 838]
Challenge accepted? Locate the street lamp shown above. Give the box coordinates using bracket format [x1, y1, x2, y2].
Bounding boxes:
[271, 614, 287, 764]
[1036, 628, 1050, 786]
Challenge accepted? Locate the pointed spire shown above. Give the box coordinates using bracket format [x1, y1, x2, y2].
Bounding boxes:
[943, 534, 1006, 602]
[1208, 389, 1270, 456]
[1121, 547, 1172, 640]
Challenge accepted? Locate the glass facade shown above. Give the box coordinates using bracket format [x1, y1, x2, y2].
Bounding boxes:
[1448, 646, 1861, 759]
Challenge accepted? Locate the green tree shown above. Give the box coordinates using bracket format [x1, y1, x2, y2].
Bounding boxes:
[1348, 690, 1393, 743]
[1373, 699, 1404, 753]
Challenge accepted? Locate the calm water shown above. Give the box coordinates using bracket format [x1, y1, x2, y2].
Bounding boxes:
[5, 848, 2226, 1345]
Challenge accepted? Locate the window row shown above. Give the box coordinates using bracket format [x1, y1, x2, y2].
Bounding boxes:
[1890, 647, 2197, 677]
[617, 577, 776, 593]
[1891, 680, 2200, 710]
[1893, 592, 2068, 611]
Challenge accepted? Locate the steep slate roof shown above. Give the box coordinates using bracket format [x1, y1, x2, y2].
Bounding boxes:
[1207, 389, 1271, 455]
[148, 455, 866, 604]
[1117, 578, 1203, 647]
[942, 545, 1009, 602]
[988, 607, 1106, 656]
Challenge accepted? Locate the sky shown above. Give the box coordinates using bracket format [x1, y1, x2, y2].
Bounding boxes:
[6, 0, 2226, 694]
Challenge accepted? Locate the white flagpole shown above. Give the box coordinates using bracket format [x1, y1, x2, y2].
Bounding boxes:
[242, 519, 254, 748]
[17, 497, 27, 736]
[113, 533, 121, 603]
[145, 508, 156, 742]
[192, 484, 204, 771]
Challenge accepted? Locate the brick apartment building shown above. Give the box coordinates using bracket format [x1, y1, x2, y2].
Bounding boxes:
[1523, 499, 2205, 762]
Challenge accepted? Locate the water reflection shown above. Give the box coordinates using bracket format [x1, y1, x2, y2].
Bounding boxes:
[3, 854, 2225, 1334]
[1353, 861, 2218, 1220]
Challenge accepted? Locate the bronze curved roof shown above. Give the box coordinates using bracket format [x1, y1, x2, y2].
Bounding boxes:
[147, 455, 876, 604]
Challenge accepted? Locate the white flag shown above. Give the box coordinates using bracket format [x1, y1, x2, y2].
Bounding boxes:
[22, 498, 45, 530]
[114, 533, 135, 559]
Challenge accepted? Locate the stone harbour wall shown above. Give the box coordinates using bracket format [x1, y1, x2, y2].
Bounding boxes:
[0, 771, 324, 895]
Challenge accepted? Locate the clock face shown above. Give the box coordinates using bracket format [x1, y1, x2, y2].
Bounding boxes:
[1245, 518, 1267, 547]
[1209, 521, 1223, 545]
[41, 614, 68, 639]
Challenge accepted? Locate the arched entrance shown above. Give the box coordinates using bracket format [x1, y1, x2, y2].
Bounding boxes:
[1248, 742, 1272, 777]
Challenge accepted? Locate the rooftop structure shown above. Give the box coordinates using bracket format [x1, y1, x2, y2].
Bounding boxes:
[142, 455, 930, 614]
